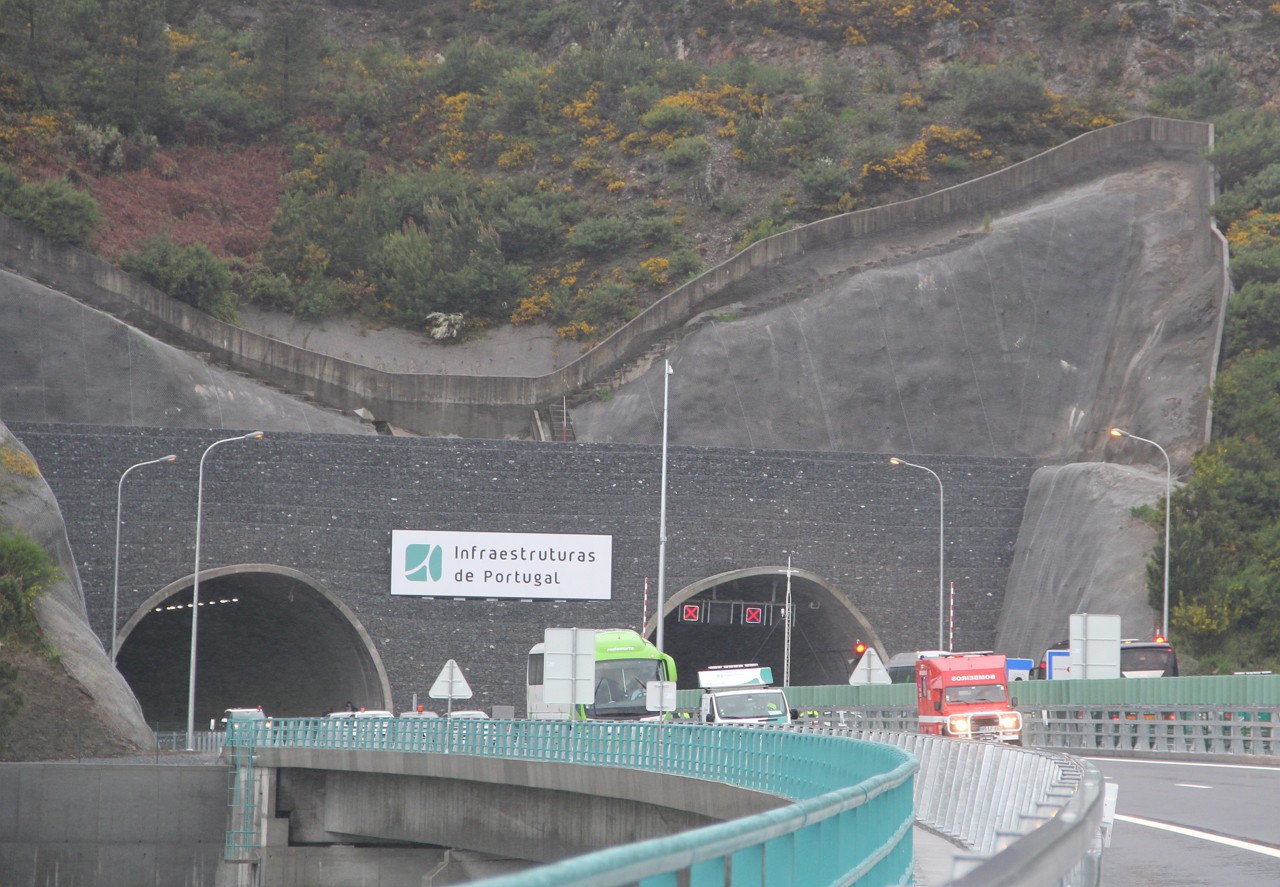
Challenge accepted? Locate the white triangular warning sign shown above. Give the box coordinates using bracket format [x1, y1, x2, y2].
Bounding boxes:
[429, 659, 473, 699]
[848, 647, 891, 685]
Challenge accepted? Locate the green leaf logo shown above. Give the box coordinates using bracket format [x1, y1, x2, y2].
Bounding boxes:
[405, 543, 443, 582]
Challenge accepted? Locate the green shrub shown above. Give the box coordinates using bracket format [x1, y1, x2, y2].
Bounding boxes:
[1212, 348, 1280, 442]
[635, 216, 685, 250]
[733, 117, 786, 172]
[121, 235, 237, 322]
[1207, 110, 1280, 190]
[798, 158, 851, 210]
[6, 179, 101, 247]
[663, 136, 710, 170]
[378, 198, 527, 324]
[0, 528, 59, 643]
[735, 216, 792, 252]
[492, 192, 574, 262]
[666, 247, 703, 282]
[575, 282, 638, 327]
[1229, 242, 1280, 289]
[1223, 281, 1280, 360]
[1149, 60, 1238, 120]
[244, 270, 296, 312]
[567, 217, 636, 256]
[940, 60, 1050, 137]
[0, 164, 20, 202]
[1211, 163, 1280, 228]
[641, 102, 703, 134]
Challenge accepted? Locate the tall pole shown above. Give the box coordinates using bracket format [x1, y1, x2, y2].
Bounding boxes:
[1110, 428, 1172, 641]
[889, 458, 945, 650]
[783, 556, 793, 687]
[656, 361, 673, 652]
[112, 454, 177, 666]
[186, 432, 263, 750]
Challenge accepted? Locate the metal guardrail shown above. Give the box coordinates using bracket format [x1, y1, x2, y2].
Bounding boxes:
[798, 704, 1279, 758]
[225, 717, 917, 886]
[1024, 704, 1276, 756]
[155, 730, 222, 753]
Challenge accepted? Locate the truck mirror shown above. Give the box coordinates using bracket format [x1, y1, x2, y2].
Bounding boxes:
[790, 709, 799, 721]
[934, 700, 942, 712]
[1011, 696, 1018, 708]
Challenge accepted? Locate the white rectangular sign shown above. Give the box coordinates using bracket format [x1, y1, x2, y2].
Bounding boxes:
[543, 628, 597, 706]
[390, 530, 612, 600]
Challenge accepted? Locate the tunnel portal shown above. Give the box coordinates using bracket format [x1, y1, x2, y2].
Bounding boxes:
[655, 568, 884, 691]
[116, 566, 391, 730]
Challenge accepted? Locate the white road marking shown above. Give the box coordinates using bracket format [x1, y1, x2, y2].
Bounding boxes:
[1084, 757, 1280, 772]
[1173, 783, 1212, 789]
[1115, 815, 1280, 859]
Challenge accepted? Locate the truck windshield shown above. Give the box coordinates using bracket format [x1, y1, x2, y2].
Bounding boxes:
[589, 658, 665, 718]
[945, 684, 1007, 704]
[1120, 645, 1178, 677]
[717, 690, 788, 719]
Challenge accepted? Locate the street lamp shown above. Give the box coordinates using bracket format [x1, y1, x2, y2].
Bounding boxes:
[889, 457, 946, 650]
[656, 360, 673, 653]
[1110, 427, 1171, 642]
[186, 432, 264, 750]
[112, 454, 177, 666]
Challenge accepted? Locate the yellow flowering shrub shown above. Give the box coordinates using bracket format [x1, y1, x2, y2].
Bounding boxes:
[0, 445, 39, 479]
[511, 293, 552, 324]
[497, 140, 536, 169]
[557, 320, 597, 340]
[1225, 212, 1280, 249]
[861, 138, 930, 184]
[634, 257, 671, 287]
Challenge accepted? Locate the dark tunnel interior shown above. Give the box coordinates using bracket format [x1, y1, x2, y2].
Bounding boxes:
[659, 573, 868, 691]
[116, 571, 385, 731]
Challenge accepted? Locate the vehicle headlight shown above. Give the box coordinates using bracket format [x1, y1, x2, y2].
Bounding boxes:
[947, 715, 970, 734]
[999, 712, 1021, 730]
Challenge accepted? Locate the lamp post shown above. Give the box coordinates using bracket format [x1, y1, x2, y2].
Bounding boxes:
[1110, 427, 1171, 641]
[889, 457, 945, 650]
[783, 556, 794, 687]
[112, 454, 177, 666]
[656, 361, 673, 653]
[186, 432, 263, 750]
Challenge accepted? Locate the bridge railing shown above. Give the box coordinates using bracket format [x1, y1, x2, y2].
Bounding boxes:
[226, 717, 917, 886]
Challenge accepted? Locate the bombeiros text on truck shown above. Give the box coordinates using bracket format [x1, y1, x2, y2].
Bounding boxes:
[915, 652, 1022, 744]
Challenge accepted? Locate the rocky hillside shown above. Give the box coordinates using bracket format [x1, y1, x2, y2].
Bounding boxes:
[0, 423, 153, 761]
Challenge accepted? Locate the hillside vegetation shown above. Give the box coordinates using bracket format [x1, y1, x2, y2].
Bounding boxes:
[3, 0, 1280, 680]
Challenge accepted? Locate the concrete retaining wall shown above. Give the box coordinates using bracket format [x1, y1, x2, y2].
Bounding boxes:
[0, 761, 227, 887]
[0, 118, 1212, 439]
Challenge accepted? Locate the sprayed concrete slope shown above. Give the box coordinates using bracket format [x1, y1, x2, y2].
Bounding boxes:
[573, 157, 1221, 472]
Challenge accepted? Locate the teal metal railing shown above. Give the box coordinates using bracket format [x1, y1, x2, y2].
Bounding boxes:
[224, 718, 917, 886]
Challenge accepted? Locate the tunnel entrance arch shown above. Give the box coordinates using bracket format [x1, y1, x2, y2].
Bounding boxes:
[116, 565, 392, 730]
[646, 567, 886, 689]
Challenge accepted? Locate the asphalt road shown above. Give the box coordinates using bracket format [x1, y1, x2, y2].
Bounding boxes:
[1090, 757, 1280, 886]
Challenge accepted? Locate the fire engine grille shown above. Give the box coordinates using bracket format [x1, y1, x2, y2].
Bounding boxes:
[969, 714, 1003, 735]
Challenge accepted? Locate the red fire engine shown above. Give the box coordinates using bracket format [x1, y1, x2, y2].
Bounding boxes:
[916, 653, 1022, 744]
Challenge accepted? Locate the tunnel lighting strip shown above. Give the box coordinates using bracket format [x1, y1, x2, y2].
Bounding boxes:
[155, 598, 240, 612]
